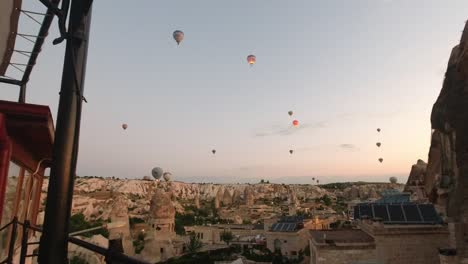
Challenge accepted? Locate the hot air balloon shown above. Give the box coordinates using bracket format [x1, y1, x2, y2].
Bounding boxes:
[163, 172, 172, 182]
[173, 30, 184, 45]
[377, 128, 381, 132]
[289, 150, 294, 154]
[212, 149, 216, 155]
[247, 55, 256, 66]
[288, 111, 293, 116]
[292, 120, 299, 127]
[122, 124, 128, 130]
[378, 158, 383, 163]
[312, 177, 315, 181]
[389, 176, 397, 184]
[316, 180, 319, 184]
[376, 142, 381, 147]
[151, 167, 163, 180]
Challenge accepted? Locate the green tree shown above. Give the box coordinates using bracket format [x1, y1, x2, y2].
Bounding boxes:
[70, 256, 88, 264]
[186, 232, 203, 253]
[321, 195, 332, 206]
[220, 230, 234, 245]
[69, 213, 109, 238]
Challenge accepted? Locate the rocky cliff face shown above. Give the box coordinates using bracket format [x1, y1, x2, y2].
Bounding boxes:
[425, 21, 468, 220]
[340, 183, 404, 201]
[40, 178, 332, 221]
[404, 160, 428, 202]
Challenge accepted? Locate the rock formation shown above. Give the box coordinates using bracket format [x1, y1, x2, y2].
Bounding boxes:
[244, 186, 254, 206]
[404, 160, 428, 202]
[425, 21, 468, 221]
[109, 195, 134, 255]
[232, 189, 241, 204]
[215, 187, 223, 209]
[222, 189, 232, 206]
[420, 21, 468, 255]
[194, 192, 200, 209]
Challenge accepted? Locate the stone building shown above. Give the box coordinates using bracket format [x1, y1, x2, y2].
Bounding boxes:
[184, 224, 265, 245]
[265, 216, 310, 258]
[360, 219, 449, 264]
[309, 230, 377, 264]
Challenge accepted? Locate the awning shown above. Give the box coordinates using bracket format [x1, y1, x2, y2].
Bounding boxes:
[0, 0, 22, 76]
[0, 100, 54, 168]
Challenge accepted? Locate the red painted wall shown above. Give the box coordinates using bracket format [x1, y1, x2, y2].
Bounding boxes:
[0, 114, 12, 222]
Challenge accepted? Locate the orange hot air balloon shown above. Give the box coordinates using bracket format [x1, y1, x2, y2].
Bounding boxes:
[122, 124, 128, 130]
[247, 55, 256, 66]
[292, 120, 299, 127]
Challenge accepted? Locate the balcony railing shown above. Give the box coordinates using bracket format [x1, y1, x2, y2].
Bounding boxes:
[0, 217, 150, 264]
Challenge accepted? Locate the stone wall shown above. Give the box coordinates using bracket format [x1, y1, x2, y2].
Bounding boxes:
[265, 229, 310, 258]
[309, 244, 376, 264]
[360, 222, 449, 264]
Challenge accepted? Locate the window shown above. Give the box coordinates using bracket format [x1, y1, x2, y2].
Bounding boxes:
[160, 248, 164, 253]
[201, 233, 204, 239]
[291, 251, 297, 255]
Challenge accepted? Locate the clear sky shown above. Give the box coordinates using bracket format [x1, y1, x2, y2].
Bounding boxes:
[1, 0, 467, 183]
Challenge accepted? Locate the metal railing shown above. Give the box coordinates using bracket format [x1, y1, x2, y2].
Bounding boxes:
[0, 217, 150, 264]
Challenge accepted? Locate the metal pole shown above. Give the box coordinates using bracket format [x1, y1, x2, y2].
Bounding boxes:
[18, 84, 26, 103]
[38, 1, 93, 263]
[19, 220, 30, 264]
[69, 225, 104, 236]
[6, 217, 18, 264]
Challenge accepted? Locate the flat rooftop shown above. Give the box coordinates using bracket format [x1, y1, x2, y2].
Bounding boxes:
[310, 230, 374, 244]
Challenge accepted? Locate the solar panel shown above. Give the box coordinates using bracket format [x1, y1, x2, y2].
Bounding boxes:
[288, 223, 297, 231]
[373, 204, 390, 221]
[353, 203, 442, 225]
[271, 223, 279, 231]
[403, 204, 422, 222]
[354, 206, 361, 219]
[280, 223, 287, 232]
[277, 223, 285, 231]
[388, 205, 405, 222]
[419, 204, 440, 223]
[359, 204, 373, 218]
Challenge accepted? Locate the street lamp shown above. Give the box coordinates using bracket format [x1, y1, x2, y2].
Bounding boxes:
[69, 221, 126, 236]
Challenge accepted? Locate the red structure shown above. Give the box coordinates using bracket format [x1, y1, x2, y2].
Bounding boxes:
[0, 100, 54, 255]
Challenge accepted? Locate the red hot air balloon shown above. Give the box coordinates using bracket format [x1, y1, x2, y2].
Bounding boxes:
[122, 124, 128, 130]
[247, 55, 256, 66]
[292, 120, 299, 127]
